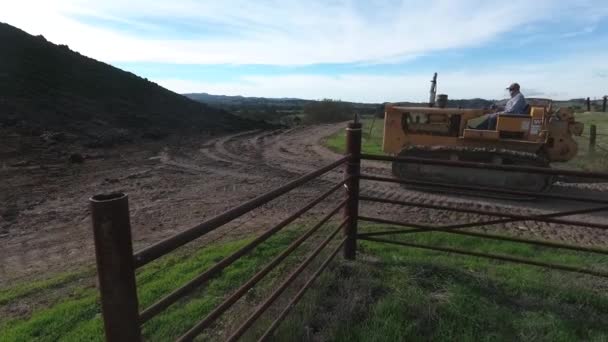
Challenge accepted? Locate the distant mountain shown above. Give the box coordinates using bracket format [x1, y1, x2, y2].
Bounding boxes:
[184, 92, 306, 105]
[186, 92, 595, 114]
[0, 22, 265, 146]
[185, 92, 500, 109]
[184, 92, 353, 110]
[184, 92, 381, 123]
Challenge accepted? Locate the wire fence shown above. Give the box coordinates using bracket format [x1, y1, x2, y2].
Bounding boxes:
[581, 124, 608, 154]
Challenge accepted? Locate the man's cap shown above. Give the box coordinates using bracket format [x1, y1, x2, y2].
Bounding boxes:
[506, 83, 520, 91]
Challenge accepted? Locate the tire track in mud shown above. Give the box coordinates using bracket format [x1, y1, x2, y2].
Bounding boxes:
[222, 123, 608, 247]
[4, 123, 608, 283]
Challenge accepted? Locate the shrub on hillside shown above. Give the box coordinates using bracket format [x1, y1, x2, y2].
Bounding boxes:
[303, 99, 355, 123]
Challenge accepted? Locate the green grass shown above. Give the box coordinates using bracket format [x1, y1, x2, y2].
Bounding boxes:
[558, 112, 608, 172]
[324, 118, 384, 155]
[0, 228, 305, 341]
[2, 223, 607, 341]
[273, 226, 608, 341]
[0, 270, 93, 306]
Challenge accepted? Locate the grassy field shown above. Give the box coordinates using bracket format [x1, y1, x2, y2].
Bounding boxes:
[325, 113, 608, 172]
[559, 112, 608, 172]
[2, 224, 607, 341]
[324, 117, 385, 155]
[0, 227, 313, 341]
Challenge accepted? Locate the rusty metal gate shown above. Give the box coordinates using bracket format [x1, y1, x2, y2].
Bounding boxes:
[90, 122, 608, 341]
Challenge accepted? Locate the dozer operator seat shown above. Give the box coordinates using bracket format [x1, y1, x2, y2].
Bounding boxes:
[494, 103, 548, 141]
[496, 103, 531, 132]
[463, 103, 540, 141]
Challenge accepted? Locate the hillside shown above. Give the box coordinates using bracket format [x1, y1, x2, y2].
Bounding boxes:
[0, 22, 263, 147]
[184, 92, 311, 108]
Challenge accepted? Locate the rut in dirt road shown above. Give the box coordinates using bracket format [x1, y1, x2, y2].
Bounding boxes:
[2, 123, 608, 284]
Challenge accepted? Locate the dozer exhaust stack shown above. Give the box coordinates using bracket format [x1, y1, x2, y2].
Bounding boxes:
[429, 72, 437, 107]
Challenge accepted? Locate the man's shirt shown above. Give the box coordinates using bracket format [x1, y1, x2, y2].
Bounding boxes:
[503, 92, 527, 114]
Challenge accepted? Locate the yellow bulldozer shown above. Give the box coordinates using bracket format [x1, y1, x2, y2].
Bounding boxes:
[382, 74, 584, 192]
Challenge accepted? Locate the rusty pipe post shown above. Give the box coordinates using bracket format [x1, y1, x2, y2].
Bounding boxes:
[90, 193, 141, 342]
[590, 124, 597, 154]
[344, 122, 362, 260]
[586, 97, 591, 112]
[603, 96, 607, 113]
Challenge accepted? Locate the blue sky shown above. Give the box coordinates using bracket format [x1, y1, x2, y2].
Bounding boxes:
[2, 0, 608, 102]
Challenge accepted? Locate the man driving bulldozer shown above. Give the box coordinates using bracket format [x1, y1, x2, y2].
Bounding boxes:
[475, 83, 527, 130]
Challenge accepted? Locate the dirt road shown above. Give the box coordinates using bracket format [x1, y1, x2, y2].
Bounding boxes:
[2, 123, 607, 284]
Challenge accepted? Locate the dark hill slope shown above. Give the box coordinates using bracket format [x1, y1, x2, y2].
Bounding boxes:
[0, 22, 261, 141]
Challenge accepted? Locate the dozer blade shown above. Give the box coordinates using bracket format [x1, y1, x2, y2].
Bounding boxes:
[392, 146, 555, 194]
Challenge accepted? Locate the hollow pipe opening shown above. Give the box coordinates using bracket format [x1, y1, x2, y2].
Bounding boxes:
[90, 192, 128, 203]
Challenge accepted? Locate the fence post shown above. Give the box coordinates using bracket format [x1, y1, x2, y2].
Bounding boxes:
[603, 96, 607, 113]
[586, 97, 591, 112]
[90, 193, 142, 342]
[589, 125, 597, 154]
[344, 121, 362, 260]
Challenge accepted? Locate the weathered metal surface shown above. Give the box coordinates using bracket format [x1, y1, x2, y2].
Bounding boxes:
[362, 153, 608, 179]
[359, 236, 608, 278]
[357, 216, 608, 255]
[344, 122, 362, 259]
[360, 174, 608, 204]
[358, 204, 608, 236]
[90, 193, 141, 342]
[139, 181, 346, 323]
[359, 195, 608, 230]
[169, 208, 346, 338]
[133, 156, 348, 268]
[258, 238, 347, 342]
[222, 221, 347, 342]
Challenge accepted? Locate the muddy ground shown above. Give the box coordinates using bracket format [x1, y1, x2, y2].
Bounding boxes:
[2, 123, 608, 285]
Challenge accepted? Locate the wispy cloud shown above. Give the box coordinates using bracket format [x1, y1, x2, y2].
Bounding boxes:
[3, 0, 604, 65]
[158, 51, 608, 102]
[1, 0, 607, 101]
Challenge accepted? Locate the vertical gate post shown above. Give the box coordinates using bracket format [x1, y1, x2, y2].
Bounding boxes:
[344, 121, 362, 260]
[603, 96, 607, 113]
[586, 97, 591, 112]
[589, 124, 597, 154]
[90, 193, 141, 342]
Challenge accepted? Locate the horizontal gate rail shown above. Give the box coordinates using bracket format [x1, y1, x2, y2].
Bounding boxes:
[357, 216, 608, 256]
[223, 224, 347, 342]
[160, 211, 347, 334]
[360, 174, 608, 205]
[359, 236, 608, 278]
[359, 196, 608, 230]
[258, 238, 347, 341]
[358, 205, 608, 236]
[91, 146, 356, 342]
[361, 153, 608, 179]
[139, 181, 347, 323]
[133, 156, 348, 268]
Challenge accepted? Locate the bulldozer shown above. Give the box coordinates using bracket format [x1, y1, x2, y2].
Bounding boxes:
[382, 74, 584, 192]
